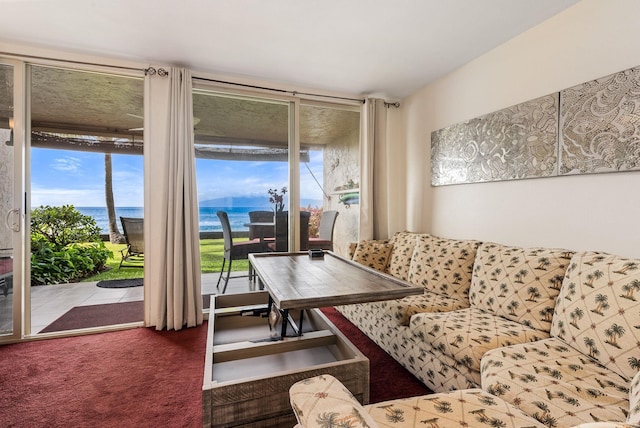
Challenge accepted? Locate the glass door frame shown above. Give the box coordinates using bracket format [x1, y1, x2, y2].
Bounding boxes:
[0, 58, 26, 343]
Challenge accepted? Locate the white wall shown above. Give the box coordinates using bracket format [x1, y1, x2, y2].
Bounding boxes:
[394, 0, 640, 258]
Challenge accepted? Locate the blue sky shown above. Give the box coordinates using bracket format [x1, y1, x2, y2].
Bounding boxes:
[30, 148, 324, 208]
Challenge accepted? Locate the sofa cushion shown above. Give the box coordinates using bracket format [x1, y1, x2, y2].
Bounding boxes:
[409, 308, 548, 373]
[352, 240, 393, 272]
[408, 234, 480, 300]
[290, 376, 546, 428]
[628, 371, 640, 424]
[366, 388, 545, 428]
[387, 231, 422, 280]
[551, 251, 640, 381]
[386, 290, 470, 326]
[470, 243, 573, 333]
[481, 337, 630, 427]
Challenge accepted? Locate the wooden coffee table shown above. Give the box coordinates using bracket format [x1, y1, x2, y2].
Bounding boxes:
[249, 251, 424, 338]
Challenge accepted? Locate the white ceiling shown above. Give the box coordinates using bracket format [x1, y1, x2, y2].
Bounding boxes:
[0, 0, 580, 99]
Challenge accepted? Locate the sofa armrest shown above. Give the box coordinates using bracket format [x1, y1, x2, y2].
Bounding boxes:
[289, 374, 377, 428]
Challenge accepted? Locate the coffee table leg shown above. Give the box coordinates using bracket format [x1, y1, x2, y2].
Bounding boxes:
[268, 295, 305, 338]
[281, 309, 304, 337]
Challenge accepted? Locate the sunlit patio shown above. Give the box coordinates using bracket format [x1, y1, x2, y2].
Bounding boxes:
[0, 273, 253, 334]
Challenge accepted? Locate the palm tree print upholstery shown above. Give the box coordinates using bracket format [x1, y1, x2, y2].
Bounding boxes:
[551, 252, 640, 381]
[385, 291, 470, 326]
[481, 337, 631, 427]
[407, 234, 480, 299]
[470, 243, 573, 332]
[387, 232, 424, 280]
[409, 308, 548, 373]
[290, 375, 546, 428]
[352, 240, 394, 272]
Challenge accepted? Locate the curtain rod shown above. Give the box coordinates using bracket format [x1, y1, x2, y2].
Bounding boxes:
[0, 51, 145, 73]
[193, 76, 365, 104]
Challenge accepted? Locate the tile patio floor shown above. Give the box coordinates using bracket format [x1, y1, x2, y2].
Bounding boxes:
[0, 272, 255, 335]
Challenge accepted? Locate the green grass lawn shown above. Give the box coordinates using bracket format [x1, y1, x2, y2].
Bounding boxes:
[83, 238, 250, 282]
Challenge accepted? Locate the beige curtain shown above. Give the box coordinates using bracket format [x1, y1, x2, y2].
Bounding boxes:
[360, 98, 394, 240]
[144, 66, 203, 330]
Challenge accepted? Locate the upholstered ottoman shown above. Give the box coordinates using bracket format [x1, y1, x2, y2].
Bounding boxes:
[289, 374, 544, 428]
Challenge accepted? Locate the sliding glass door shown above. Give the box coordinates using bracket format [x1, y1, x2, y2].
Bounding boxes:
[28, 65, 144, 335]
[192, 84, 362, 300]
[192, 91, 290, 297]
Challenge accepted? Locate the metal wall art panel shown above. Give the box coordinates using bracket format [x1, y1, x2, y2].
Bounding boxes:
[431, 94, 559, 186]
[560, 66, 640, 175]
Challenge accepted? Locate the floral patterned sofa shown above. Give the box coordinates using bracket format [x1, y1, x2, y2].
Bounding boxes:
[333, 232, 640, 427]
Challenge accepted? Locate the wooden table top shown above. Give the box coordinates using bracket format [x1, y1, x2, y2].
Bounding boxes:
[249, 252, 423, 310]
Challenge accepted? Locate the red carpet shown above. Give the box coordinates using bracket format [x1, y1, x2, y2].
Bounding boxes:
[0, 308, 430, 427]
[0, 324, 206, 428]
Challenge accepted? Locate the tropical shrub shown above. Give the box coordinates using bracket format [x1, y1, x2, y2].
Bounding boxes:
[302, 205, 323, 237]
[30, 205, 111, 285]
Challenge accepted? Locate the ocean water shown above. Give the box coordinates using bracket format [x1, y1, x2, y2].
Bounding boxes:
[76, 206, 269, 234]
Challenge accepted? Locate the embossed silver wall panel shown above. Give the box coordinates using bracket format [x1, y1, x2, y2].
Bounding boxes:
[431, 94, 559, 186]
[560, 66, 640, 175]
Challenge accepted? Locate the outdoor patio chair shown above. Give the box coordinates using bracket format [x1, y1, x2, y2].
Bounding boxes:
[308, 210, 339, 251]
[266, 211, 311, 252]
[119, 217, 144, 268]
[216, 211, 265, 294]
[247, 210, 275, 241]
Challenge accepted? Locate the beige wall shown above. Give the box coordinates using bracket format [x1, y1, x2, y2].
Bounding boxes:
[393, 0, 640, 258]
[324, 125, 360, 256]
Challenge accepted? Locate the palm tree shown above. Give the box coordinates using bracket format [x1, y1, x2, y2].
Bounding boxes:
[507, 300, 519, 316]
[604, 323, 625, 348]
[433, 399, 453, 413]
[452, 272, 462, 285]
[315, 412, 340, 427]
[621, 279, 640, 301]
[507, 256, 520, 268]
[515, 269, 529, 284]
[535, 257, 551, 270]
[584, 270, 604, 287]
[592, 293, 610, 315]
[613, 261, 639, 275]
[526, 286, 541, 302]
[498, 283, 508, 297]
[385, 407, 405, 423]
[105, 153, 125, 244]
[564, 282, 576, 300]
[540, 306, 554, 323]
[549, 274, 564, 290]
[569, 307, 584, 328]
[584, 337, 600, 358]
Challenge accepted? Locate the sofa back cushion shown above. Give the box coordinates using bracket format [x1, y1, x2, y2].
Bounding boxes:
[551, 251, 640, 381]
[352, 240, 393, 273]
[408, 234, 480, 300]
[387, 231, 422, 280]
[470, 243, 573, 332]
